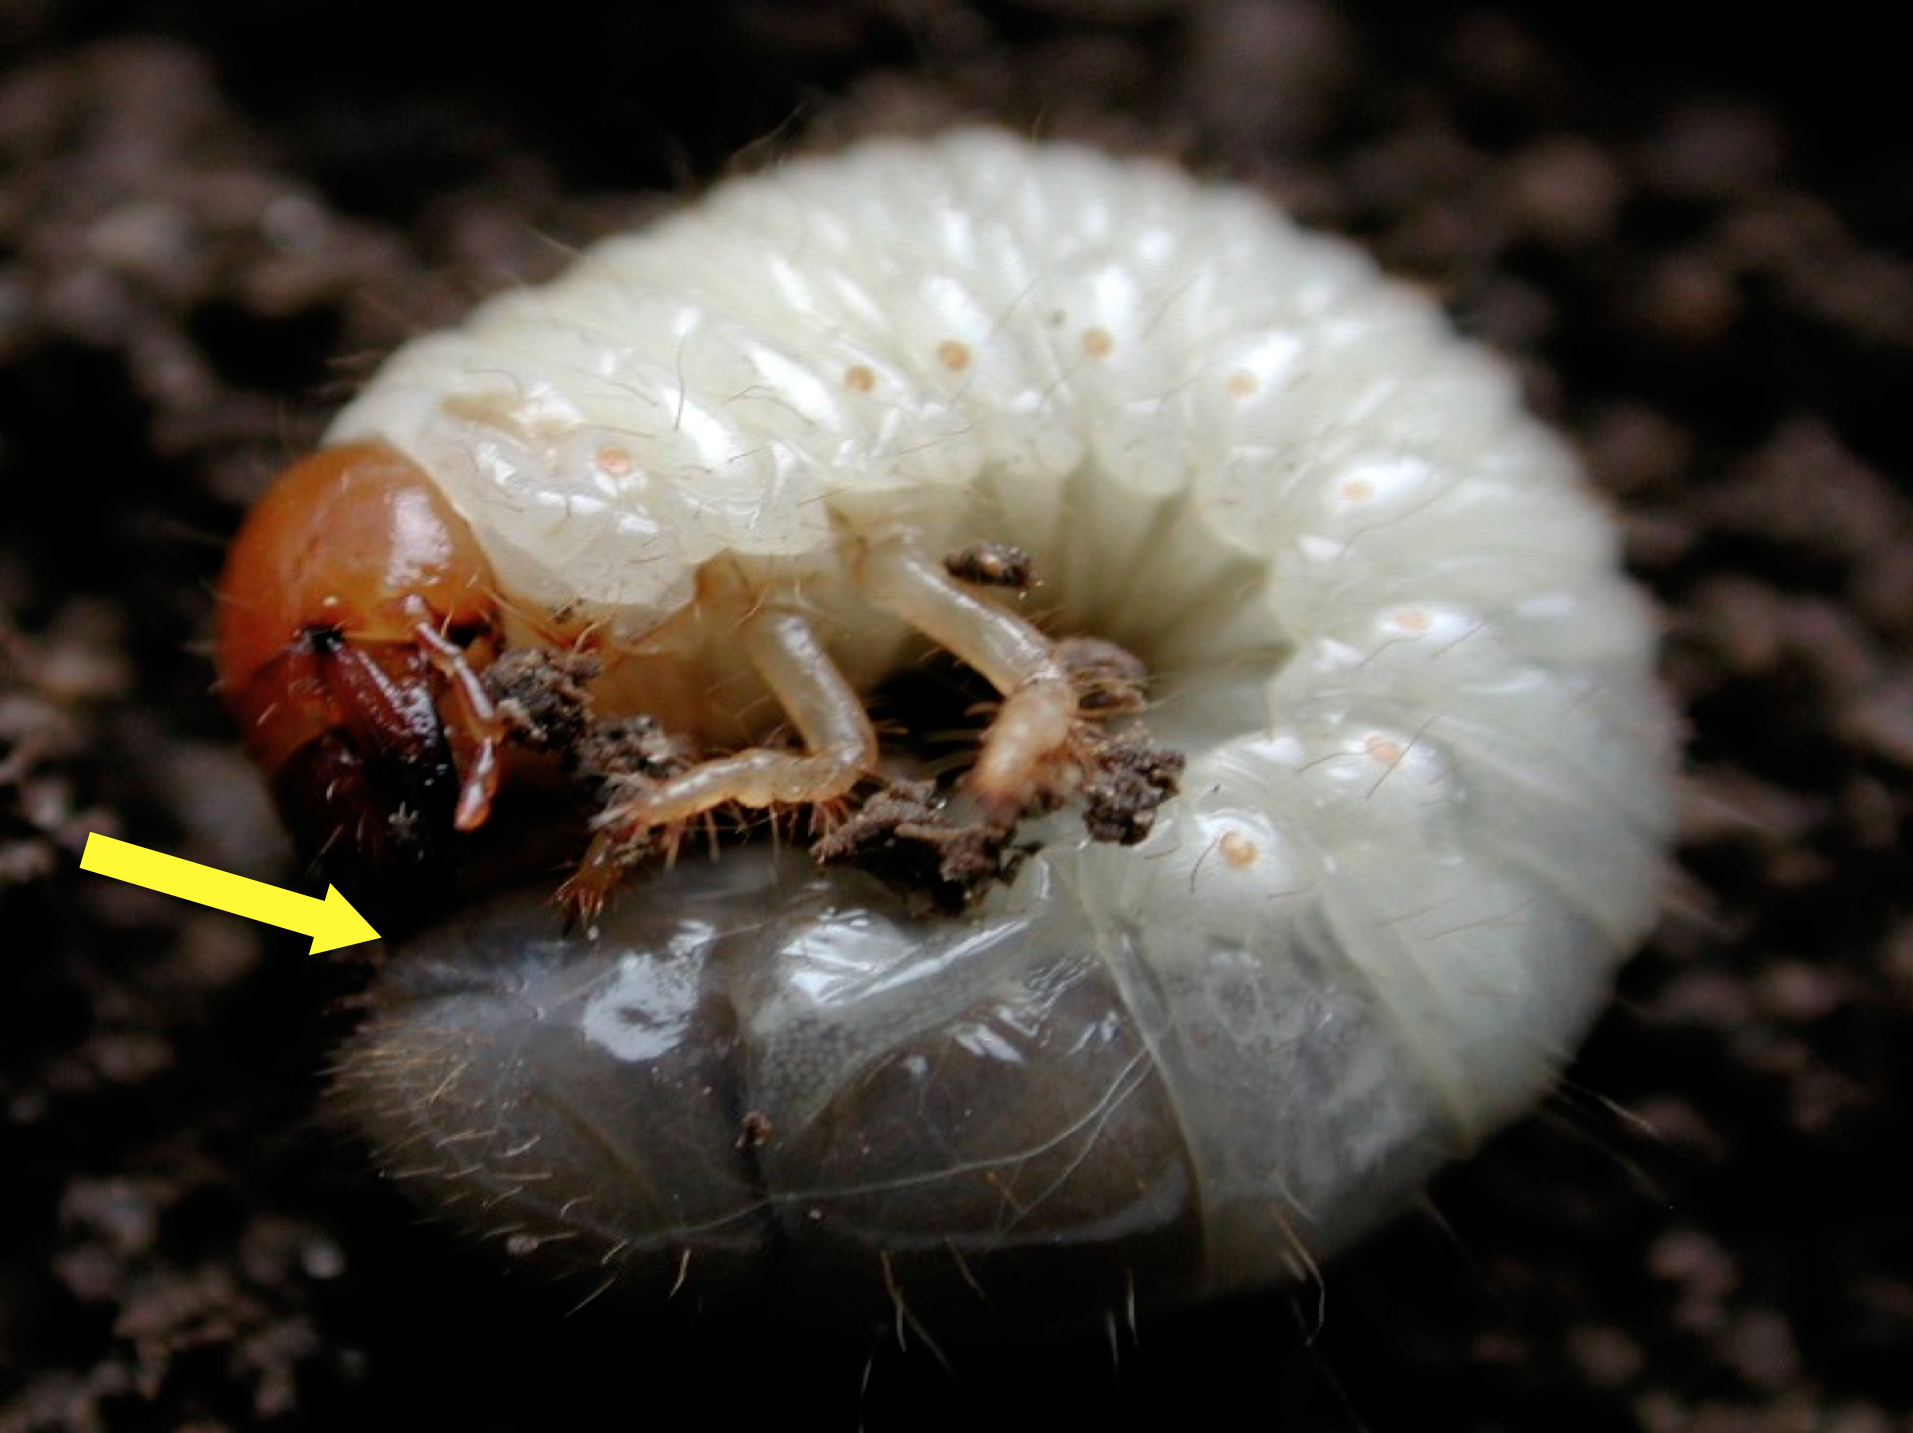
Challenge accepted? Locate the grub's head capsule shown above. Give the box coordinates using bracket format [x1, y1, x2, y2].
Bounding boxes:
[216, 442, 510, 891]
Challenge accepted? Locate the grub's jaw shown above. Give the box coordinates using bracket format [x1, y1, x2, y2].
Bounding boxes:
[256, 636, 469, 902]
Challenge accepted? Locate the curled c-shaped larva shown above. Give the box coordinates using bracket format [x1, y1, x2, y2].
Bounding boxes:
[238, 129, 1675, 1330]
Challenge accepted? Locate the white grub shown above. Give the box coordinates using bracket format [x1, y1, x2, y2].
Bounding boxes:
[330, 130, 1677, 1330]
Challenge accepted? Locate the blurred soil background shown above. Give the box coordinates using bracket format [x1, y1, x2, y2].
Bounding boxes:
[2, 2, 1909, 1429]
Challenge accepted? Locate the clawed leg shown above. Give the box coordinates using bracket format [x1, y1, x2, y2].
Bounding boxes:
[860, 542, 1175, 828]
[810, 543, 1183, 913]
[559, 606, 878, 922]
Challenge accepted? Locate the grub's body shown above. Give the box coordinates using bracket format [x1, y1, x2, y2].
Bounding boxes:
[221, 131, 1676, 1329]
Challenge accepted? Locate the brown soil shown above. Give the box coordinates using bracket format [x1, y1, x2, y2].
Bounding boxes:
[3, 4, 1907, 1430]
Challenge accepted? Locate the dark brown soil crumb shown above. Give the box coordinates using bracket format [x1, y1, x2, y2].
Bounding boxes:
[944, 541, 1038, 590]
[3, 4, 1908, 1431]
[482, 648, 601, 755]
[815, 777, 1023, 915]
[1074, 732, 1184, 844]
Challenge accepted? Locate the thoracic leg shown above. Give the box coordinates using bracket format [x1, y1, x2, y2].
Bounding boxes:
[561, 604, 877, 918]
[607, 607, 876, 823]
[859, 540, 1080, 822]
[804, 538, 1182, 914]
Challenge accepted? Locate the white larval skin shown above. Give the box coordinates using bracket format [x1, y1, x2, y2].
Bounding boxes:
[331, 130, 1676, 1300]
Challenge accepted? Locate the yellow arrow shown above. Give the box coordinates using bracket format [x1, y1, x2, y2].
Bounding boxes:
[80, 832, 381, 955]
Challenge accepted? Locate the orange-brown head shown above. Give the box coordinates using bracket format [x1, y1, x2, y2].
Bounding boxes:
[217, 442, 507, 894]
